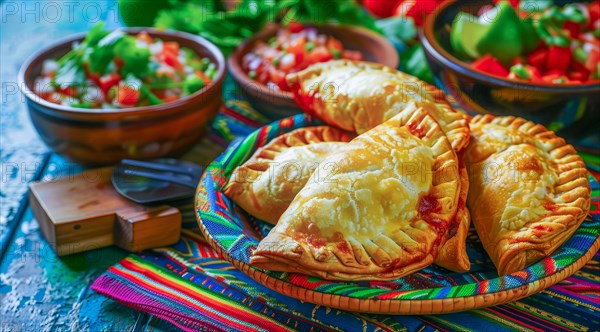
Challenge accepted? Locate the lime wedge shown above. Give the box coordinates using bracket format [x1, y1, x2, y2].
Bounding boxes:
[450, 12, 489, 61]
[475, 1, 524, 65]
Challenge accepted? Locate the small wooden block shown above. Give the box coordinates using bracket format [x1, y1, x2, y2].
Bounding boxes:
[29, 167, 181, 256]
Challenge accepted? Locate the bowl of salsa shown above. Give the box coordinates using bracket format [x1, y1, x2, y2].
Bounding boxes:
[420, 0, 600, 153]
[19, 24, 225, 165]
[228, 23, 399, 119]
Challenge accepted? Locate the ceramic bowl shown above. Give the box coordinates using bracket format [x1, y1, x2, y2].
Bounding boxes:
[228, 23, 399, 119]
[420, 0, 600, 153]
[19, 28, 225, 165]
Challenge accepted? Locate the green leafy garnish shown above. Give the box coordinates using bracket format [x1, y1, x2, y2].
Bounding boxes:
[153, 0, 381, 57]
[400, 45, 434, 84]
[113, 35, 151, 78]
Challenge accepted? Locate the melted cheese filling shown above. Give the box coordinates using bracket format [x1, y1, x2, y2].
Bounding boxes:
[473, 124, 559, 231]
[288, 126, 434, 239]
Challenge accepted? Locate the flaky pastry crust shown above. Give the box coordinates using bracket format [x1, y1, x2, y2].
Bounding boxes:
[465, 115, 591, 275]
[251, 104, 460, 280]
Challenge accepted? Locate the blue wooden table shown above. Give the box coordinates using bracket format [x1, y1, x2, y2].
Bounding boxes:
[0, 2, 181, 330]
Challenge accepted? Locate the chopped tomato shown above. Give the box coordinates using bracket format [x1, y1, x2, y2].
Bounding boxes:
[493, 0, 519, 8]
[243, 24, 363, 90]
[584, 49, 600, 73]
[269, 69, 287, 89]
[327, 38, 343, 52]
[40, 92, 62, 104]
[568, 69, 590, 82]
[308, 46, 333, 63]
[162, 51, 182, 71]
[58, 86, 77, 97]
[589, 1, 600, 30]
[472, 55, 509, 77]
[526, 47, 548, 71]
[98, 73, 121, 96]
[546, 46, 571, 74]
[287, 36, 306, 55]
[288, 22, 304, 33]
[562, 21, 580, 39]
[116, 85, 140, 106]
[163, 41, 180, 55]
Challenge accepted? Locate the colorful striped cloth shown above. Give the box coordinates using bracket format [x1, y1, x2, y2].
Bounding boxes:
[92, 78, 600, 331]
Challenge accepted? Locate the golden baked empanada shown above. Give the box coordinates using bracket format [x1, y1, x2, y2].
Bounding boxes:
[224, 126, 354, 224]
[465, 115, 591, 275]
[250, 105, 460, 281]
[286, 60, 451, 135]
[401, 102, 471, 272]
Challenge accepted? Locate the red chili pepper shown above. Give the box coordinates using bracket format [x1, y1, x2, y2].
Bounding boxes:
[472, 54, 509, 77]
[546, 46, 571, 75]
[526, 47, 548, 72]
[562, 21, 580, 39]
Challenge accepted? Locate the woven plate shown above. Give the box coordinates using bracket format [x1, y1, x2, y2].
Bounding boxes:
[195, 114, 600, 314]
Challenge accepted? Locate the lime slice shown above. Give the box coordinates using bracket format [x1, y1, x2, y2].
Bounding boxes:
[475, 1, 524, 65]
[450, 12, 489, 61]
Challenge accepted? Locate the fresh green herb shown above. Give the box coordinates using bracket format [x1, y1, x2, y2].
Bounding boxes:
[248, 70, 257, 79]
[113, 35, 152, 77]
[400, 45, 434, 84]
[272, 57, 280, 66]
[574, 47, 588, 64]
[140, 85, 164, 105]
[305, 41, 315, 51]
[376, 17, 417, 45]
[70, 103, 93, 108]
[331, 49, 341, 59]
[510, 64, 530, 79]
[183, 76, 205, 95]
[152, 0, 381, 57]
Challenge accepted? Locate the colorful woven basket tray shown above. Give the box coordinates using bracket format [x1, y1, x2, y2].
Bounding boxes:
[195, 114, 600, 315]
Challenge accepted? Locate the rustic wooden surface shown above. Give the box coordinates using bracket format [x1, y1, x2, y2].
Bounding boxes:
[0, 2, 224, 331]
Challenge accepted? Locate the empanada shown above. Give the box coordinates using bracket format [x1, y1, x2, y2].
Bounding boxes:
[251, 105, 460, 281]
[286, 60, 450, 135]
[224, 126, 354, 224]
[288, 62, 473, 271]
[465, 115, 591, 275]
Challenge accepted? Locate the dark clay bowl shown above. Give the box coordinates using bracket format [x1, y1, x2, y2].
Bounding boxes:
[228, 23, 399, 119]
[18, 28, 225, 165]
[420, 0, 600, 153]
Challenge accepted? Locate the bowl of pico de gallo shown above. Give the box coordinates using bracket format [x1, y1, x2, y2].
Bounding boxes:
[19, 24, 225, 165]
[420, 0, 600, 153]
[228, 22, 399, 119]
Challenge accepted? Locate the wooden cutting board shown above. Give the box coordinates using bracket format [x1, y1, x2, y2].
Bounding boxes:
[29, 167, 181, 256]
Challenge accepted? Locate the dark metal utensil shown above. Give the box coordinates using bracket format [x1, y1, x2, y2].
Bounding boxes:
[112, 159, 204, 205]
